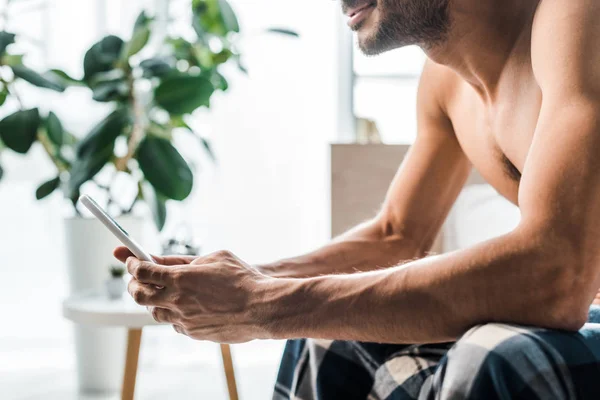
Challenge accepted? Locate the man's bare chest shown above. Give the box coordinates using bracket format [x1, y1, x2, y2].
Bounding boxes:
[448, 76, 543, 205]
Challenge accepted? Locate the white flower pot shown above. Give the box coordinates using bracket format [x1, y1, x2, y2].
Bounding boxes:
[64, 216, 150, 395]
[105, 276, 126, 300]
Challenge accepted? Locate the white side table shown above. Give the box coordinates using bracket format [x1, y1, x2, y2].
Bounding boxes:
[63, 292, 239, 400]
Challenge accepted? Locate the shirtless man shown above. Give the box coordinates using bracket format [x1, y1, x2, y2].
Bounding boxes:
[116, 0, 600, 398]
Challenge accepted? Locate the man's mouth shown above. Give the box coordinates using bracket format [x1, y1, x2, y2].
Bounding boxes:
[346, 1, 376, 28]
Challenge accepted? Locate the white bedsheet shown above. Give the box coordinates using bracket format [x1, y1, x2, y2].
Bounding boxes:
[443, 185, 521, 252]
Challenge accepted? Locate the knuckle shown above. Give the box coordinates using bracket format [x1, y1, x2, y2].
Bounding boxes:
[136, 262, 152, 279]
[127, 280, 137, 296]
[170, 271, 181, 286]
[132, 290, 144, 304]
[160, 269, 173, 284]
[216, 250, 233, 259]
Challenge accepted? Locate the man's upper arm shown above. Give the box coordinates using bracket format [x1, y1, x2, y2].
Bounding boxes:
[378, 61, 471, 252]
[518, 0, 600, 304]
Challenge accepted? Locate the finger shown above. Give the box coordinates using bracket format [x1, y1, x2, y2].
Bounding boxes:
[115, 247, 192, 267]
[126, 257, 173, 286]
[173, 324, 185, 335]
[113, 246, 134, 263]
[152, 254, 197, 266]
[128, 279, 169, 307]
[151, 307, 178, 324]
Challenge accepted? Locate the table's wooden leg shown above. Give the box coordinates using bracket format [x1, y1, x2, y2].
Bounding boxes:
[121, 329, 143, 400]
[220, 344, 239, 400]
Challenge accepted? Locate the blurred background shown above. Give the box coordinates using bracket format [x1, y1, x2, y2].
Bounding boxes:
[0, 0, 426, 398]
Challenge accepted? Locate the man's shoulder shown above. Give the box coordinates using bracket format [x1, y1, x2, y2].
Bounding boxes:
[532, 0, 599, 45]
[531, 0, 600, 95]
[417, 59, 462, 121]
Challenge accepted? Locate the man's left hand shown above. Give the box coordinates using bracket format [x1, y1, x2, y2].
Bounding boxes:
[121, 249, 273, 343]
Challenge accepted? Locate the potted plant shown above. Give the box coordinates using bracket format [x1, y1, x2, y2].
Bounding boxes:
[106, 265, 127, 300]
[57, 4, 248, 392]
[0, 1, 296, 393]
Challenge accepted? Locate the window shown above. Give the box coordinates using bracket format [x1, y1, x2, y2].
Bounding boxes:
[352, 41, 426, 143]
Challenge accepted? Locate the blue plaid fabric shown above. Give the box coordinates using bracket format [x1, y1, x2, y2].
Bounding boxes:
[273, 306, 600, 399]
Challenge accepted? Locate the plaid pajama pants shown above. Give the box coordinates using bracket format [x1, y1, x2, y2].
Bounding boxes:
[273, 306, 600, 400]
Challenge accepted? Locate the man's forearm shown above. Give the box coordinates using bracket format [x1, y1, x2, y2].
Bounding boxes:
[259, 220, 428, 278]
[257, 225, 591, 344]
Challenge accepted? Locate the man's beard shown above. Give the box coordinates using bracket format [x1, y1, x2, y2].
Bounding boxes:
[349, 0, 451, 55]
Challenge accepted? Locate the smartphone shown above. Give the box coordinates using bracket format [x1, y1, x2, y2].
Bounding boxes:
[79, 195, 154, 262]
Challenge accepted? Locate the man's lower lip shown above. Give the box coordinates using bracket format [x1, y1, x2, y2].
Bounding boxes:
[348, 4, 375, 27]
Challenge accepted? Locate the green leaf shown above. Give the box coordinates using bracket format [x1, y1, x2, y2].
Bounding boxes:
[140, 58, 174, 78]
[141, 181, 168, 230]
[133, 11, 152, 32]
[192, 16, 207, 42]
[218, 0, 240, 33]
[150, 187, 168, 231]
[125, 26, 151, 58]
[91, 79, 129, 102]
[168, 37, 194, 60]
[49, 69, 85, 86]
[137, 136, 193, 201]
[0, 31, 16, 55]
[213, 71, 228, 91]
[35, 176, 60, 200]
[155, 75, 214, 115]
[68, 145, 114, 201]
[77, 108, 130, 158]
[192, 0, 239, 36]
[266, 28, 300, 37]
[11, 65, 66, 92]
[191, 0, 208, 35]
[122, 11, 153, 59]
[83, 35, 125, 81]
[0, 109, 41, 154]
[212, 48, 233, 65]
[89, 68, 126, 86]
[199, 136, 216, 162]
[154, 196, 167, 231]
[45, 111, 64, 147]
[0, 87, 8, 106]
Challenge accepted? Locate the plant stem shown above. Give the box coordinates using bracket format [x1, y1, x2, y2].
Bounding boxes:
[37, 132, 68, 173]
[115, 72, 145, 172]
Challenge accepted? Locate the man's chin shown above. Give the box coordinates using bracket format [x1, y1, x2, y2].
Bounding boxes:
[357, 32, 383, 56]
[356, 26, 405, 56]
[352, 19, 385, 56]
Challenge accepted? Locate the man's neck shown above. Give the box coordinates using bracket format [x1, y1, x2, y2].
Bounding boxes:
[424, 0, 539, 102]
